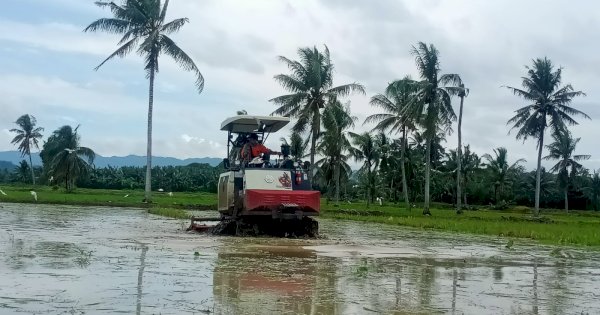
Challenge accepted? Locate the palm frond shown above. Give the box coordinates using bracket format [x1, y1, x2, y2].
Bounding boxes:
[84, 18, 132, 33]
[161, 17, 188, 34]
[160, 35, 204, 92]
[328, 83, 366, 97]
[159, 0, 170, 22]
[94, 37, 139, 70]
[274, 74, 306, 93]
[439, 73, 462, 86]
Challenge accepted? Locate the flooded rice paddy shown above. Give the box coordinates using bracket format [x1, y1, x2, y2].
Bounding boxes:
[1, 203, 599, 314]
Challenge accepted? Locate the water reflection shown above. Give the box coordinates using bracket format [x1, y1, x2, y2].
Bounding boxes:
[136, 242, 148, 315]
[212, 244, 337, 315]
[1, 203, 600, 315]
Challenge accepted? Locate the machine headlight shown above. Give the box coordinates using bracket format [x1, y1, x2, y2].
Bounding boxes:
[293, 162, 299, 167]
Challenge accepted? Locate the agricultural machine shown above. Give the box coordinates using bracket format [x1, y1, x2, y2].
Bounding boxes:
[189, 115, 320, 237]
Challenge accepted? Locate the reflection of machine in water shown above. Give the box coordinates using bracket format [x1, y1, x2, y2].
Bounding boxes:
[212, 244, 335, 315]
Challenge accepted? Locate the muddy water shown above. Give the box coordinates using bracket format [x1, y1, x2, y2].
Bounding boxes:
[1, 204, 599, 315]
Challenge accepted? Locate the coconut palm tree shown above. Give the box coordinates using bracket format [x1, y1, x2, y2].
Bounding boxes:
[506, 57, 588, 216]
[483, 147, 525, 203]
[366, 77, 417, 210]
[44, 126, 95, 192]
[270, 45, 365, 180]
[445, 145, 481, 208]
[349, 132, 380, 206]
[281, 131, 309, 159]
[459, 145, 481, 206]
[10, 114, 44, 185]
[455, 83, 469, 214]
[14, 160, 30, 183]
[584, 170, 600, 211]
[318, 101, 356, 204]
[84, 0, 204, 202]
[543, 130, 590, 212]
[402, 42, 463, 215]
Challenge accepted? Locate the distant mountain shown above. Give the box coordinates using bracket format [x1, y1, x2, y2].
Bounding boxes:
[0, 151, 221, 167]
[0, 152, 41, 165]
[92, 155, 222, 167]
[0, 160, 16, 170]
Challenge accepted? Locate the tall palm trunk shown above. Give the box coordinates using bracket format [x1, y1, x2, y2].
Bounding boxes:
[28, 153, 35, 185]
[463, 178, 468, 206]
[309, 109, 320, 183]
[400, 126, 410, 210]
[534, 128, 545, 217]
[334, 156, 340, 205]
[144, 67, 155, 202]
[423, 138, 432, 215]
[564, 187, 569, 213]
[456, 95, 464, 214]
[65, 164, 70, 191]
[366, 162, 372, 208]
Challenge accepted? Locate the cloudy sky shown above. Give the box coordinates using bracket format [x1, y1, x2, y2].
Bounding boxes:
[0, 0, 598, 170]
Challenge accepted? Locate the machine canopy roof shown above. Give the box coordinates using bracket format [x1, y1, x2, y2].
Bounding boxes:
[220, 115, 290, 133]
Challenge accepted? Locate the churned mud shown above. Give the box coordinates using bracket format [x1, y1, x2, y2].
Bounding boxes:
[1, 203, 599, 314]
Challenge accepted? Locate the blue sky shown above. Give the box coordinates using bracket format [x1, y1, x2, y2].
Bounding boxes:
[1, 0, 600, 171]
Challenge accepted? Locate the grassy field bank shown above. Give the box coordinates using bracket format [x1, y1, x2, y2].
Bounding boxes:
[2, 185, 600, 247]
[321, 201, 600, 247]
[0, 185, 213, 220]
[0, 185, 216, 209]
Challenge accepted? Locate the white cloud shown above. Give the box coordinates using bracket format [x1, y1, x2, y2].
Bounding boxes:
[1, 0, 599, 171]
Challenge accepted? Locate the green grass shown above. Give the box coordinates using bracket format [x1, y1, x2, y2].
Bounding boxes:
[0, 185, 216, 209]
[0, 185, 213, 221]
[321, 201, 600, 247]
[148, 207, 191, 219]
[3, 185, 600, 247]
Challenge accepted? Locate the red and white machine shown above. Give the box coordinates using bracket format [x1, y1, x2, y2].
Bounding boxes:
[211, 115, 320, 236]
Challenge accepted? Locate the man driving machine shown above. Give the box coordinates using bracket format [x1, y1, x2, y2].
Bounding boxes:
[240, 133, 281, 164]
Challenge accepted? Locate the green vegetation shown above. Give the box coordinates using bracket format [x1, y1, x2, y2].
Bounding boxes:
[321, 202, 600, 247]
[40, 125, 95, 192]
[147, 207, 190, 219]
[9, 114, 44, 185]
[506, 57, 588, 216]
[270, 45, 365, 180]
[0, 186, 215, 210]
[2, 185, 600, 246]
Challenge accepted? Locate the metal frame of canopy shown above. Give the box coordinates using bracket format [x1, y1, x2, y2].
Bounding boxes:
[220, 115, 290, 169]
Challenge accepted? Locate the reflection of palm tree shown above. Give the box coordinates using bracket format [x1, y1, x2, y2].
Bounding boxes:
[10, 114, 44, 185]
[532, 261, 539, 315]
[136, 243, 148, 315]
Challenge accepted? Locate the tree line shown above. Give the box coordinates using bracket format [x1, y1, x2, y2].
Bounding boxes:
[271, 43, 594, 215]
[4, 118, 219, 193]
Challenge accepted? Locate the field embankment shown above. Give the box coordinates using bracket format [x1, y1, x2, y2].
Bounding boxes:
[2, 186, 600, 247]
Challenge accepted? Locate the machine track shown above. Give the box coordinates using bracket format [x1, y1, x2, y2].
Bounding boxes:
[210, 216, 319, 238]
